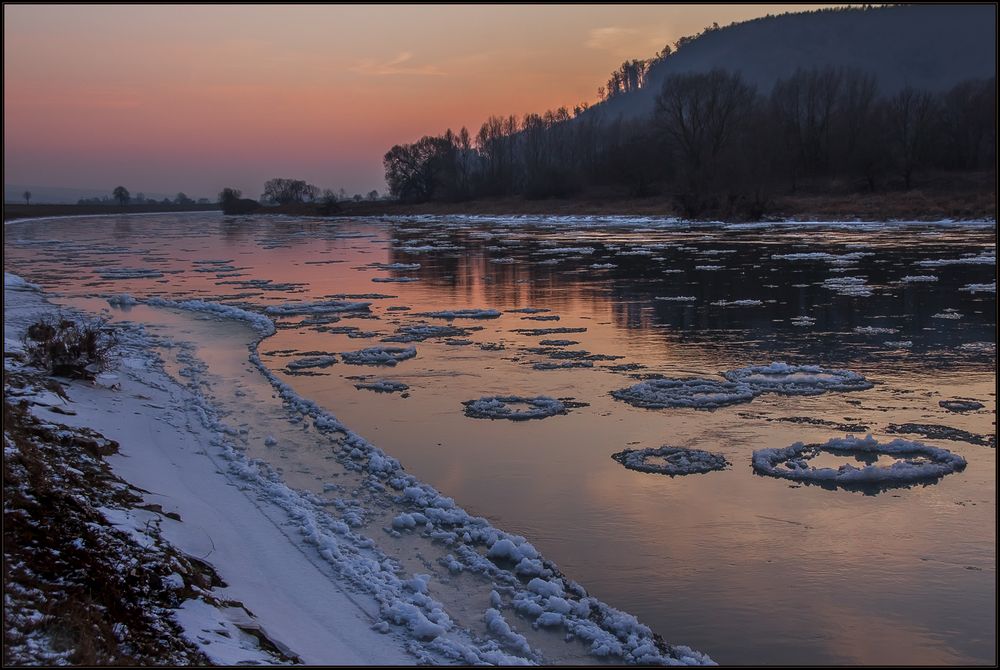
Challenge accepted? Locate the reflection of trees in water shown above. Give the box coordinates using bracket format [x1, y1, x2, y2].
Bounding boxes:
[385, 222, 995, 370]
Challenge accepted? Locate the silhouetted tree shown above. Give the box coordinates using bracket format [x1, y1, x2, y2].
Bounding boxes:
[261, 178, 318, 205]
[655, 69, 757, 216]
[23, 190, 31, 205]
[887, 87, 938, 189]
[219, 187, 259, 214]
[112, 186, 130, 206]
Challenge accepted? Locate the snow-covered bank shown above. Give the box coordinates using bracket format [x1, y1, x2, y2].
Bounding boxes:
[4, 276, 715, 665]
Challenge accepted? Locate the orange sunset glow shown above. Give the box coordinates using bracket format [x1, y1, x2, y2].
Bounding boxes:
[4, 4, 839, 197]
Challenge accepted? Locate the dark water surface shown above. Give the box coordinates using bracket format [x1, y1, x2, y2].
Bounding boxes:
[5, 213, 996, 664]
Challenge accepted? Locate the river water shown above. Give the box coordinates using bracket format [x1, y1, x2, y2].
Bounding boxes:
[4, 212, 996, 664]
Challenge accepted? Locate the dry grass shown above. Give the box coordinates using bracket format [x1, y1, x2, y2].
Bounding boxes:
[2, 383, 213, 665]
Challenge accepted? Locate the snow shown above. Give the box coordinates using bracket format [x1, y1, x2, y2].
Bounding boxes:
[790, 316, 816, 327]
[4, 272, 41, 290]
[462, 396, 568, 421]
[654, 296, 697, 302]
[752, 435, 967, 489]
[932, 310, 963, 320]
[723, 362, 873, 396]
[611, 378, 756, 410]
[4, 267, 719, 666]
[612, 447, 729, 475]
[107, 293, 139, 307]
[899, 275, 938, 283]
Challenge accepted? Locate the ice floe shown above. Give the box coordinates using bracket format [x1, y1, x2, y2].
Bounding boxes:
[611, 378, 756, 410]
[341, 345, 417, 366]
[711, 299, 763, 307]
[415, 309, 502, 320]
[612, 446, 729, 476]
[853, 326, 898, 335]
[821, 276, 872, 297]
[916, 252, 995, 267]
[462, 396, 568, 421]
[752, 435, 967, 490]
[286, 356, 338, 370]
[264, 300, 372, 316]
[723, 362, 873, 396]
[354, 379, 410, 393]
[899, 275, 938, 283]
[939, 399, 985, 413]
[886, 423, 996, 448]
[959, 281, 996, 294]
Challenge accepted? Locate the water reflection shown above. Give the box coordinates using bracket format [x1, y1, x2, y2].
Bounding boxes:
[3, 213, 996, 665]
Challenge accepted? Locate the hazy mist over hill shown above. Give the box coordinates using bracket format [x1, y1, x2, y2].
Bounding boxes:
[589, 4, 997, 121]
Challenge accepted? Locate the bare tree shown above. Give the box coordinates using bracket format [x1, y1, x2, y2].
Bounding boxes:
[112, 186, 130, 207]
[655, 69, 757, 215]
[23, 190, 31, 205]
[887, 87, 938, 190]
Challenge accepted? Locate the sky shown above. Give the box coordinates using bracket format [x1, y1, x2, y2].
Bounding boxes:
[4, 4, 838, 199]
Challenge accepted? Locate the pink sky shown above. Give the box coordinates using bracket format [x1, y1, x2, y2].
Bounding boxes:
[4, 4, 837, 199]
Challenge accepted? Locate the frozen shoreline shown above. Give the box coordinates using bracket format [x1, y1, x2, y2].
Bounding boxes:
[3, 274, 714, 665]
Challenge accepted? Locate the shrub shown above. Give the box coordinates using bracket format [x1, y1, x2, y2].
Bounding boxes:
[22, 317, 119, 379]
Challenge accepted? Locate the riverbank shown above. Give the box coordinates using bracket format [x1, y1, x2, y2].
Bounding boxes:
[337, 189, 994, 223]
[3, 273, 714, 665]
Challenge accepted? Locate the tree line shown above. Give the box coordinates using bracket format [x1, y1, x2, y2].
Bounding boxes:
[383, 67, 995, 219]
[78, 187, 210, 206]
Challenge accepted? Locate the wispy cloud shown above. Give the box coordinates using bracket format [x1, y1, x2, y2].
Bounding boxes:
[351, 52, 445, 76]
[585, 26, 640, 51]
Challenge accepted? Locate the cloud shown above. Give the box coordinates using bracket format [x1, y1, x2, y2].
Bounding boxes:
[586, 26, 640, 51]
[351, 52, 445, 76]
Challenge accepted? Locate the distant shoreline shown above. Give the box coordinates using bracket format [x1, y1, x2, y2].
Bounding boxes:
[5, 173, 994, 224]
[2, 203, 220, 222]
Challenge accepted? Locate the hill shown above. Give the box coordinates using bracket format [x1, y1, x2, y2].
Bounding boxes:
[589, 4, 997, 121]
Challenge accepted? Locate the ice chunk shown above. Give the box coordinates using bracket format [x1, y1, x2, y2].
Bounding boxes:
[463, 395, 568, 421]
[939, 399, 985, 413]
[752, 435, 967, 490]
[612, 446, 729, 475]
[723, 362, 873, 396]
[264, 300, 371, 315]
[341, 345, 417, 366]
[611, 378, 755, 410]
[414, 309, 501, 320]
[286, 355, 337, 370]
